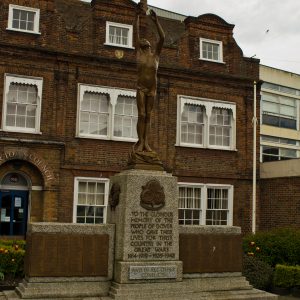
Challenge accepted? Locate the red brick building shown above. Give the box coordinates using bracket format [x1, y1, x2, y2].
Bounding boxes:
[0, 0, 259, 237]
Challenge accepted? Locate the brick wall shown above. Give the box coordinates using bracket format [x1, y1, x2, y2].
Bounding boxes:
[260, 177, 300, 230]
[0, 0, 260, 232]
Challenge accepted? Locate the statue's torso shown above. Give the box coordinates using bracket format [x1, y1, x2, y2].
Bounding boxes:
[137, 51, 158, 91]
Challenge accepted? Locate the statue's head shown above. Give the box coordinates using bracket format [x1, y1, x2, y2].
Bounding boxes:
[140, 38, 151, 50]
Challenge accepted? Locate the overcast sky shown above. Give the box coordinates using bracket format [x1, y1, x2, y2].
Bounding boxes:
[83, 0, 300, 74]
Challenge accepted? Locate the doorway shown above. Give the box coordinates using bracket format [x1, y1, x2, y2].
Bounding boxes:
[0, 173, 29, 236]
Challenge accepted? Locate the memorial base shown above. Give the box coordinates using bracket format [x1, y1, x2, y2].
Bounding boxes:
[114, 260, 182, 284]
[2, 277, 110, 299]
[107, 274, 278, 300]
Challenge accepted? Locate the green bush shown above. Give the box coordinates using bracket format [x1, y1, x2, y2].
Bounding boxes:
[295, 265, 300, 287]
[273, 264, 300, 288]
[242, 255, 274, 291]
[243, 228, 300, 267]
[0, 240, 26, 278]
[273, 264, 296, 288]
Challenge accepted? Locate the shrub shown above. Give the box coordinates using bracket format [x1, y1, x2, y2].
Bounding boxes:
[243, 228, 300, 267]
[0, 240, 25, 278]
[273, 264, 297, 288]
[242, 255, 274, 291]
[295, 266, 300, 287]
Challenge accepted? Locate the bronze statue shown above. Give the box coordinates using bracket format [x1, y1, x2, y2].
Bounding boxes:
[135, 5, 165, 152]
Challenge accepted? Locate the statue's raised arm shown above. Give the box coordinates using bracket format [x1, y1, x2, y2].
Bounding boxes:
[149, 10, 165, 56]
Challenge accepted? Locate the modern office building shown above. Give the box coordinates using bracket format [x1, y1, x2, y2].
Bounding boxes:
[260, 65, 300, 230]
[260, 65, 300, 162]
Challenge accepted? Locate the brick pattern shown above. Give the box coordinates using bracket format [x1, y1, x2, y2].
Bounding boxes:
[260, 177, 300, 230]
[0, 0, 259, 233]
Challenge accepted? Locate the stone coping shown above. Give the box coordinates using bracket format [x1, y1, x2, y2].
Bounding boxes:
[27, 222, 115, 234]
[179, 225, 241, 235]
[25, 276, 110, 283]
[114, 169, 171, 177]
[183, 272, 242, 278]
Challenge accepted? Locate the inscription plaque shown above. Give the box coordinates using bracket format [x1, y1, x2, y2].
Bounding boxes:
[128, 211, 176, 260]
[129, 265, 177, 280]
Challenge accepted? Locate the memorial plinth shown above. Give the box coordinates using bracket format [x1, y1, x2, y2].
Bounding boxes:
[108, 169, 182, 284]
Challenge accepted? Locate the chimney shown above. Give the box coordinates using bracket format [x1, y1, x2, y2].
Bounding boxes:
[140, 0, 148, 13]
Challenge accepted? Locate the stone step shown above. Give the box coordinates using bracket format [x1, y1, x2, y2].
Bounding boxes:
[3, 290, 106, 300]
[108, 289, 278, 300]
[11, 279, 109, 299]
[110, 276, 252, 293]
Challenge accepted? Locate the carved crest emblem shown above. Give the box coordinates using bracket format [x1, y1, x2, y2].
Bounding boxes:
[109, 183, 121, 210]
[140, 179, 165, 211]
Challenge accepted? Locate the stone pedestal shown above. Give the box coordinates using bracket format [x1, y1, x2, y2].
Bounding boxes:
[108, 169, 182, 284]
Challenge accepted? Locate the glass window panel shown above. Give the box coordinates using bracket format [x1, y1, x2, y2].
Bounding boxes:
[280, 96, 296, 107]
[99, 123, 108, 135]
[78, 193, 86, 205]
[96, 194, 104, 206]
[13, 9, 20, 20]
[88, 182, 96, 193]
[27, 12, 35, 22]
[87, 194, 95, 205]
[27, 22, 34, 31]
[26, 116, 35, 128]
[77, 217, 85, 223]
[90, 99, 99, 112]
[20, 10, 27, 21]
[281, 105, 296, 117]
[86, 217, 94, 224]
[7, 103, 17, 114]
[27, 105, 36, 116]
[97, 183, 104, 194]
[80, 122, 89, 134]
[20, 21, 27, 30]
[17, 104, 26, 115]
[16, 116, 26, 127]
[79, 182, 87, 193]
[95, 207, 104, 217]
[100, 95, 109, 112]
[12, 20, 20, 29]
[6, 115, 15, 127]
[77, 206, 85, 216]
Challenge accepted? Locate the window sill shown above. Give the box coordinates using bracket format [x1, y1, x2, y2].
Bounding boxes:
[199, 58, 225, 64]
[179, 225, 239, 234]
[175, 143, 237, 152]
[0, 128, 42, 135]
[76, 134, 137, 143]
[104, 43, 135, 50]
[6, 28, 41, 35]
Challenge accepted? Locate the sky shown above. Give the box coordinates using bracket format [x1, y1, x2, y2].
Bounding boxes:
[83, 0, 300, 74]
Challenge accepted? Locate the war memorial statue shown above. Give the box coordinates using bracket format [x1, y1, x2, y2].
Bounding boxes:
[128, 4, 165, 170]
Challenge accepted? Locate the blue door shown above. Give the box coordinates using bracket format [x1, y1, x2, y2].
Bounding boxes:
[0, 190, 28, 236]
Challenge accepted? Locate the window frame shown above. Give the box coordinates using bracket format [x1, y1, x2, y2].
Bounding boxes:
[2, 74, 43, 134]
[7, 4, 41, 35]
[105, 21, 134, 49]
[178, 183, 234, 226]
[73, 177, 109, 224]
[77, 83, 138, 142]
[177, 95, 236, 150]
[261, 90, 299, 130]
[199, 38, 224, 63]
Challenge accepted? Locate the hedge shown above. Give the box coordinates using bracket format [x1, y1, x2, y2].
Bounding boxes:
[243, 228, 300, 267]
[273, 264, 300, 288]
[0, 240, 26, 278]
